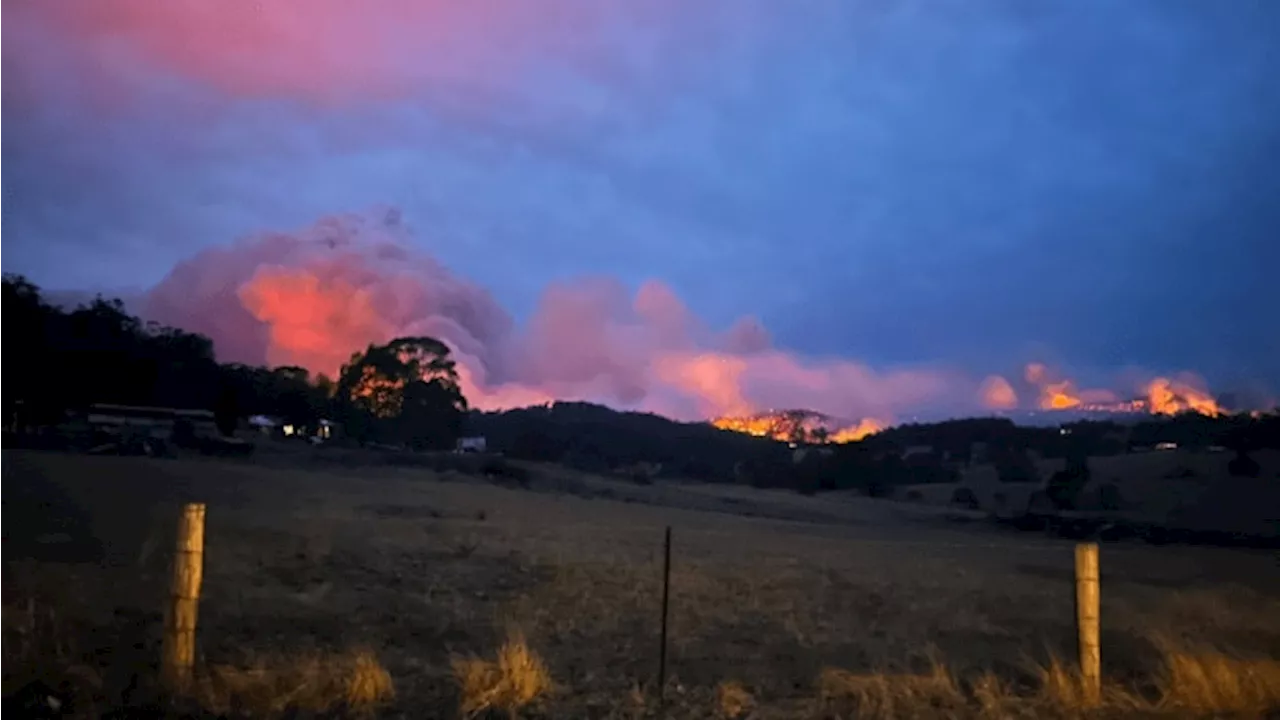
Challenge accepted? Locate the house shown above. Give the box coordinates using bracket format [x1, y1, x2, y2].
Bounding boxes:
[248, 415, 282, 436]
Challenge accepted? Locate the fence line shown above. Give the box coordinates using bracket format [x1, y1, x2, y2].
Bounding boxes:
[159, 506, 1111, 705]
[675, 528, 1164, 553]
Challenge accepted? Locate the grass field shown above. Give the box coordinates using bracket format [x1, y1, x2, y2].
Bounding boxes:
[4, 448, 1279, 718]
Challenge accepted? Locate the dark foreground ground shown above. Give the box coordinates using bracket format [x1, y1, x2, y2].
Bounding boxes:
[4, 449, 1280, 718]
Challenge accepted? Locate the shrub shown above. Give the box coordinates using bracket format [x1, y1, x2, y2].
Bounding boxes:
[1228, 451, 1261, 478]
[452, 631, 551, 718]
[480, 457, 531, 486]
[949, 487, 979, 510]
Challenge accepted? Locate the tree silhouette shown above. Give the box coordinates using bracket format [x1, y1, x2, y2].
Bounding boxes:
[335, 337, 468, 448]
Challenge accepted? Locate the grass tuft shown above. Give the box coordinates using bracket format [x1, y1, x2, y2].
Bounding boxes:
[819, 662, 965, 719]
[715, 679, 754, 718]
[451, 630, 552, 718]
[1154, 641, 1280, 715]
[193, 648, 394, 717]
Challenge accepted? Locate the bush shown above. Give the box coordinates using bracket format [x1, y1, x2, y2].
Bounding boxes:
[995, 449, 1038, 483]
[1228, 451, 1261, 478]
[1098, 483, 1124, 511]
[950, 487, 980, 510]
[480, 457, 531, 486]
[867, 477, 894, 499]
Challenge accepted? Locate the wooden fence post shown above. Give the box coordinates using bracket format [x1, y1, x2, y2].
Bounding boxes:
[162, 503, 206, 691]
[1074, 542, 1101, 705]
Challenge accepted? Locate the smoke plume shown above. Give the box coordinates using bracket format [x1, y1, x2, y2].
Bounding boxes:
[977, 363, 1225, 417]
[141, 209, 962, 423]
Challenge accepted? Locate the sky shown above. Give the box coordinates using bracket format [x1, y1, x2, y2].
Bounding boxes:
[3, 0, 1279, 421]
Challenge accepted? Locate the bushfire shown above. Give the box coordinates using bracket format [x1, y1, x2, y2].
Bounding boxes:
[712, 369, 1227, 445]
[711, 410, 884, 444]
[1019, 364, 1224, 417]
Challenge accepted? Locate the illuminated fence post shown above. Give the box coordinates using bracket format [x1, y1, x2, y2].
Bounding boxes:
[162, 503, 206, 691]
[1074, 542, 1101, 705]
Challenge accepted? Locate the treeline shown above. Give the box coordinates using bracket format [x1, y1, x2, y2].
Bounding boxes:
[470, 405, 982, 492]
[2, 275, 467, 450]
[6, 274, 1276, 493]
[468, 401, 795, 482]
[475, 405, 1280, 492]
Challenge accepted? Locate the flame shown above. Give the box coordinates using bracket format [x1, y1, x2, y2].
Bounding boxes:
[349, 364, 407, 418]
[1012, 363, 1223, 417]
[1144, 377, 1221, 416]
[1040, 380, 1082, 410]
[828, 418, 884, 443]
[711, 410, 884, 444]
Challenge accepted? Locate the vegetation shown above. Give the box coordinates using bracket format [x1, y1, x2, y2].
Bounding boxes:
[6, 273, 1278, 498]
[6, 452, 1279, 717]
[2, 275, 468, 451]
[334, 336, 468, 450]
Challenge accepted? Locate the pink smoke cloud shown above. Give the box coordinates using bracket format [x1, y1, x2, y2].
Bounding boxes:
[140, 208, 967, 422]
[7, 0, 696, 108]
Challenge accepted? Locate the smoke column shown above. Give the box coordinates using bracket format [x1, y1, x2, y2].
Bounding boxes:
[141, 209, 962, 423]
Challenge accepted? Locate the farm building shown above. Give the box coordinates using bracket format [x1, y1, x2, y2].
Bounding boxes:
[86, 404, 221, 440]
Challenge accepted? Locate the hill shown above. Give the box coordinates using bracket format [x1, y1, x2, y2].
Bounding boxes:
[466, 401, 794, 482]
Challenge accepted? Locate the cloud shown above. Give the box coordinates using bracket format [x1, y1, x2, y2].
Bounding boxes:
[6, 0, 1279, 391]
[140, 209, 967, 422]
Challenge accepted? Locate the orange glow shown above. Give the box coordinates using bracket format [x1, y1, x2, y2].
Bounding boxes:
[349, 364, 407, 418]
[711, 414, 787, 439]
[1143, 377, 1221, 416]
[979, 375, 1018, 409]
[1041, 380, 1082, 410]
[1019, 362, 1223, 417]
[828, 418, 884, 443]
[654, 353, 753, 419]
[1023, 363, 1120, 411]
[238, 267, 393, 374]
[147, 211, 1246, 429]
[711, 410, 884, 444]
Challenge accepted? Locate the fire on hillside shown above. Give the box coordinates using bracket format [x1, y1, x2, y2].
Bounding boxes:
[711, 410, 883, 445]
[712, 372, 1230, 445]
[1019, 365, 1224, 417]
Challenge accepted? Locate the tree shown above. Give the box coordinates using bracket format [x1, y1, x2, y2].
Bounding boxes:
[1046, 449, 1091, 510]
[3, 275, 61, 427]
[335, 337, 468, 448]
[214, 386, 240, 437]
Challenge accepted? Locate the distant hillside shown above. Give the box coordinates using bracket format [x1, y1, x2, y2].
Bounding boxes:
[466, 401, 1280, 495]
[466, 401, 794, 482]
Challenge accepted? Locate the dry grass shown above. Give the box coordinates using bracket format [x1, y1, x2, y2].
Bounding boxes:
[1154, 642, 1280, 715]
[1, 598, 108, 711]
[818, 643, 1280, 719]
[451, 629, 552, 718]
[715, 679, 754, 718]
[5, 451, 1280, 718]
[191, 649, 394, 717]
[820, 662, 966, 719]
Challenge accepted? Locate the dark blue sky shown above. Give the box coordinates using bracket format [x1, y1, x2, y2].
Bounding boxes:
[5, 0, 1279, 396]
